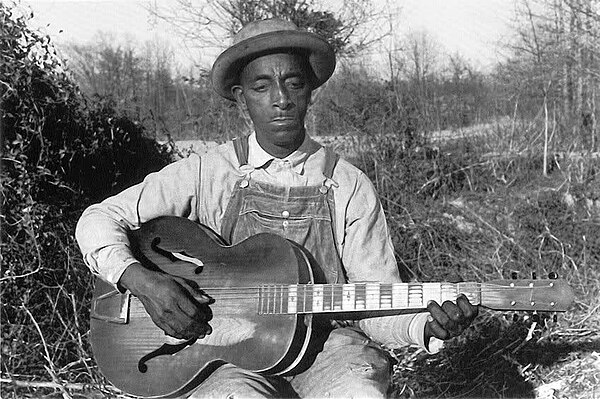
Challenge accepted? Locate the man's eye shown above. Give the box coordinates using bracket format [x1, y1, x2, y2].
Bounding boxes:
[252, 84, 268, 92]
[287, 80, 304, 89]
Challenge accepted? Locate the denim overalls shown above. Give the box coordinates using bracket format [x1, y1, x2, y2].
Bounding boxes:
[191, 135, 391, 398]
[220, 135, 345, 286]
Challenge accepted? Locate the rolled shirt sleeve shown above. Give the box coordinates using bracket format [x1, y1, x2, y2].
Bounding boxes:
[335, 167, 442, 353]
[75, 154, 201, 285]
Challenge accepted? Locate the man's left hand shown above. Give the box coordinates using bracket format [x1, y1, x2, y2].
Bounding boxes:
[424, 294, 478, 344]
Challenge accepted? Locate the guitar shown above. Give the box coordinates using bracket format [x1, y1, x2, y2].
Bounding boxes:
[90, 216, 575, 398]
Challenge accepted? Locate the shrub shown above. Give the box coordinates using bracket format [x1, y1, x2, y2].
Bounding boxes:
[1, 4, 171, 391]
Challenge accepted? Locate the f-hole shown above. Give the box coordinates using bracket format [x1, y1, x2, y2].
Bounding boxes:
[151, 237, 178, 262]
[138, 338, 197, 373]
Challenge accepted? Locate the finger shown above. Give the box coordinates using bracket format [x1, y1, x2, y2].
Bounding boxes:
[427, 316, 449, 340]
[176, 295, 203, 320]
[428, 300, 461, 334]
[156, 314, 186, 339]
[198, 304, 213, 322]
[174, 278, 213, 304]
[173, 276, 214, 303]
[181, 319, 212, 340]
[441, 300, 463, 323]
[427, 300, 451, 327]
[159, 322, 181, 338]
[140, 297, 184, 338]
[197, 290, 215, 304]
[456, 295, 478, 320]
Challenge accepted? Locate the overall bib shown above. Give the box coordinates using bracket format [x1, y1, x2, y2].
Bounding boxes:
[190, 136, 391, 399]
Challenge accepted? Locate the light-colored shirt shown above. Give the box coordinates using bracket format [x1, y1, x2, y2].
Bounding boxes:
[75, 132, 441, 352]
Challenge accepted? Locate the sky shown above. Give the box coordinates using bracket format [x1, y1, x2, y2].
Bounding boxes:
[18, 0, 517, 74]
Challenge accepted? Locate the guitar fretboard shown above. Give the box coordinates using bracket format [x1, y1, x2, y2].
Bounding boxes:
[258, 282, 481, 315]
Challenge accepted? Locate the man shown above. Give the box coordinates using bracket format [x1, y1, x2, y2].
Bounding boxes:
[76, 19, 477, 398]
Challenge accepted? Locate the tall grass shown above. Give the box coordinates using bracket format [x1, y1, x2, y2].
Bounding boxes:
[350, 124, 599, 398]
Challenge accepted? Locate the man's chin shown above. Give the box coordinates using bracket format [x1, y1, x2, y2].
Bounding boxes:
[257, 127, 305, 147]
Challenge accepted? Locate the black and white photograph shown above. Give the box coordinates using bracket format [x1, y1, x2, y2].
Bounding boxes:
[1, 0, 599, 398]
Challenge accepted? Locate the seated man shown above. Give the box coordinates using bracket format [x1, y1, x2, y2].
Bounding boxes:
[76, 19, 477, 398]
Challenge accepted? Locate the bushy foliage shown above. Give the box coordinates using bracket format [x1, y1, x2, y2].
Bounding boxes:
[1, 3, 172, 389]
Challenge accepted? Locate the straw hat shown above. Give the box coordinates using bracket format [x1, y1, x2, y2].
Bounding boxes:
[211, 19, 336, 100]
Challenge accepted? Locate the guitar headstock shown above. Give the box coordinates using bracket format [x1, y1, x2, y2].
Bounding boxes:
[482, 279, 575, 312]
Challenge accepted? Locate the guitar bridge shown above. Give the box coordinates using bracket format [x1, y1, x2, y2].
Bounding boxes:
[91, 289, 130, 324]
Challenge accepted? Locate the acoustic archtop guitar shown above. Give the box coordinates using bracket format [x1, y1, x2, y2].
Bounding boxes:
[90, 216, 575, 398]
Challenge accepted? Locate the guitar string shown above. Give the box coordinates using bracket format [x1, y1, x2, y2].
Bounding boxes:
[183, 284, 556, 305]
[202, 283, 554, 292]
[120, 283, 557, 315]
[198, 285, 555, 298]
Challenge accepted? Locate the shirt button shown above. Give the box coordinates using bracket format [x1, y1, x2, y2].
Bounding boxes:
[282, 220, 289, 228]
[281, 210, 290, 218]
[240, 180, 249, 188]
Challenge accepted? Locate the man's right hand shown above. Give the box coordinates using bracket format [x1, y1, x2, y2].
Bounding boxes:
[118, 262, 213, 340]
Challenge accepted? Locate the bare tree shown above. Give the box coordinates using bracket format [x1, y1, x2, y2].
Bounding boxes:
[146, 0, 385, 57]
[498, 0, 599, 152]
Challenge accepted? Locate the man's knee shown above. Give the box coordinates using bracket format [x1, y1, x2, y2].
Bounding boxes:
[188, 364, 282, 399]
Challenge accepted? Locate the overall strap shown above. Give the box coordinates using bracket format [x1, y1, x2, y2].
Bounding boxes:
[322, 147, 339, 179]
[320, 147, 339, 194]
[232, 135, 250, 166]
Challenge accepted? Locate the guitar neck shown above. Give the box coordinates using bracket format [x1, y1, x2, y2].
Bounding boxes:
[258, 282, 478, 315]
[257, 279, 573, 314]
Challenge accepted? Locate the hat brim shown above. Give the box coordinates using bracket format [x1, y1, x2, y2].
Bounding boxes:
[211, 30, 336, 100]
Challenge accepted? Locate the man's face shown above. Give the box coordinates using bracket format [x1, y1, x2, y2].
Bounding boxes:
[233, 52, 312, 156]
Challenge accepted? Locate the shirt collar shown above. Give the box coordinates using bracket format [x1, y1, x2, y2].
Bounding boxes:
[247, 132, 320, 174]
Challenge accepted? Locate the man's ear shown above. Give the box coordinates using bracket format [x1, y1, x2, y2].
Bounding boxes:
[232, 85, 246, 109]
[309, 87, 319, 106]
[232, 85, 253, 130]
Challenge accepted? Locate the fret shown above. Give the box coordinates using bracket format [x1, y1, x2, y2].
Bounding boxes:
[268, 285, 275, 314]
[298, 285, 305, 313]
[258, 286, 264, 314]
[303, 285, 313, 313]
[279, 285, 286, 314]
[355, 284, 366, 310]
[441, 282, 458, 303]
[458, 282, 481, 305]
[330, 285, 335, 310]
[392, 283, 408, 308]
[342, 284, 355, 310]
[312, 285, 324, 312]
[266, 285, 272, 314]
[365, 283, 380, 310]
[422, 283, 442, 305]
[323, 285, 333, 311]
[333, 285, 343, 310]
[380, 283, 392, 309]
[408, 283, 423, 308]
[287, 285, 297, 314]
[263, 286, 269, 314]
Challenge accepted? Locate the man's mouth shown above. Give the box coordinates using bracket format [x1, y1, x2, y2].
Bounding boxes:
[272, 115, 295, 121]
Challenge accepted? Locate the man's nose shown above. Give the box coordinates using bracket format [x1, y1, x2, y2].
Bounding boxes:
[272, 82, 291, 109]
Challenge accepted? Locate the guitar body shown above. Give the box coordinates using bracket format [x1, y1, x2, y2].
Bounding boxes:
[90, 217, 315, 398]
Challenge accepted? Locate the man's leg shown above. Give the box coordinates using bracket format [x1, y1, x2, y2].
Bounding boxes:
[289, 327, 392, 398]
[187, 363, 293, 399]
